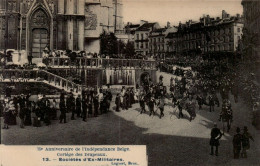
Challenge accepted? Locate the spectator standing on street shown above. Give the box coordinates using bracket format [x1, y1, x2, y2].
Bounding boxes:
[76, 95, 82, 118]
[158, 92, 165, 119]
[139, 92, 146, 114]
[233, 127, 243, 159]
[93, 91, 99, 117]
[67, 92, 76, 120]
[210, 123, 222, 156]
[241, 126, 254, 158]
[115, 93, 121, 112]
[59, 92, 66, 123]
[2, 98, 11, 129]
[82, 95, 87, 122]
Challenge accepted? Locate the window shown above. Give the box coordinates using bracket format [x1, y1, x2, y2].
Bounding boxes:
[141, 34, 144, 40]
[228, 37, 230, 42]
[237, 28, 240, 32]
[140, 43, 143, 48]
[136, 34, 139, 40]
[146, 43, 148, 49]
[225, 44, 229, 51]
[220, 45, 224, 51]
[215, 45, 219, 51]
[220, 29, 224, 35]
[136, 43, 139, 49]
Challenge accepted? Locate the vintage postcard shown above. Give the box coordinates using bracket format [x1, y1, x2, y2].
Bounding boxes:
[0, 0, 259, 165]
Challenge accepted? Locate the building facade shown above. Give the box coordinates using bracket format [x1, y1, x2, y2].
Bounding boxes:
[149, 24, 178, 59]
[241, 0, 260, 59]
[134, 21, 160, 56]
[149, 28, 166, 58]
[164, 28, 178, 56]
[176, 10, 243, 55]
[0, 0, 123, 58]
[125, 22, 140, 42]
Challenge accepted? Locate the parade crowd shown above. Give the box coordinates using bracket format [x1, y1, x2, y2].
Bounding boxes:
[1, 52, 257, 160]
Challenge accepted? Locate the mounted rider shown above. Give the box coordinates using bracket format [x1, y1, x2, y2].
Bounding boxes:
[219, 99, 233, 122]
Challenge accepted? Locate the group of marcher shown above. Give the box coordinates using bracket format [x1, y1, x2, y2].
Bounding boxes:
[115, 86, 137, 112]
[1, 87, 113, 128]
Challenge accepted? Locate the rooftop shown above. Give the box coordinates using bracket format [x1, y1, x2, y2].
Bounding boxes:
[136, 22, 157, 31]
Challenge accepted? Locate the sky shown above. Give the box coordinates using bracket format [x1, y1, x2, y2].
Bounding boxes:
[122, 0, 243, 27]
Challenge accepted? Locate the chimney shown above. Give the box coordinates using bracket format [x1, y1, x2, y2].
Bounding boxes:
[140, 20, 148, 26]
[222, 10, 227, 19]
[167, 21, 171, 28]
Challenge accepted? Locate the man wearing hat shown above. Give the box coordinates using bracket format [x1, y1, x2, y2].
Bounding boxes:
[139, 91, 146, 114]
[18, 94, 27, 128]
[233, 127, 243, 159]
[158, 75, 163, 86]
[158, 91, 165, 119]
[76, 95, 82, 118]
[241, 126, 254, 158]
[2, 98, 11, 129]
[210, 123, 222, 156]
[67, 92, 76, 120]
[59, 91, 67, 123]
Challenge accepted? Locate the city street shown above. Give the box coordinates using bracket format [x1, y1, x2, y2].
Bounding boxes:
[1, 72, 260, 166]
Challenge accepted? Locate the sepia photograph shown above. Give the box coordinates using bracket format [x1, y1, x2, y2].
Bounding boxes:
[0, 0, 259, 165]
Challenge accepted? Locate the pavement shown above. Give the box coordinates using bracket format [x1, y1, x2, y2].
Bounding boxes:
[1, 72, 260, 166]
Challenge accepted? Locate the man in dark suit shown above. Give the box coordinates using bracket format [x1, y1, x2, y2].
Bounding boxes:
[59, 92, 66, 123]
[233, 127, 243, 159]
[67, 92, 76, 120]
[76, 95, 82, 118]
[210, 123, 222, 156]
[81, 95, 87, 122]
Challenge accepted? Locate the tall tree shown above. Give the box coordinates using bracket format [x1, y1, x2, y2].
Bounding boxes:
[124, 41, 135, 59]
[100, 32, 118, 55]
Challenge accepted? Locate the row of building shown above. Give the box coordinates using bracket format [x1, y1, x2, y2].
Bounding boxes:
[125, 10, 244, 58]
[1, 0, 258, 61]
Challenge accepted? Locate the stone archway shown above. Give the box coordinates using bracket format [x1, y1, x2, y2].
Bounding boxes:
[29, 8, 50, 58]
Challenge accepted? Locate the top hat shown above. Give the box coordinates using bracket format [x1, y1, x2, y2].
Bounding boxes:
[236, 127, 240, 133]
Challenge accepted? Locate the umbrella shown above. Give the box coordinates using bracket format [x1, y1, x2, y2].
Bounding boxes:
[28, 95, 39, 102]
[6, 49, 15, 54]
[37, 62, 47, 68]
[6, 62, 14, 65]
